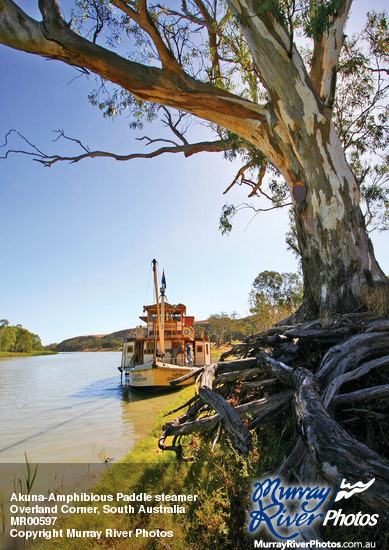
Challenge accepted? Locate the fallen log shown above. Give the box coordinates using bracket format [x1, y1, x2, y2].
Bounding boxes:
[169, 366, 204, 386]
[161, 391, 292, 438]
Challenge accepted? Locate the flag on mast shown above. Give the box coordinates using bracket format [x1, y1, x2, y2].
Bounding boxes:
[161, 270, 166, 288]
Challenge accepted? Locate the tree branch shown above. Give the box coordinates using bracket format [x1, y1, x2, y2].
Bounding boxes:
[193, 0, 222, 82]
[0, 0, 273, 155]
[198, 364, 252, 455]
[226, 0, 320, 110]
[223, 161, 255, 194]
[111, 0, 183, 73]
[38, 0, 61, 24]
[0, 129, 229, 167]
[322, 354, 389, 409]
[310, 0, 353, 108]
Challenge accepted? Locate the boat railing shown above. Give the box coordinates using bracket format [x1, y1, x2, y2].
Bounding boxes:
[149, 321, 191, 336]
[160, 352, 189, 366]
[148, 330, 193, 339]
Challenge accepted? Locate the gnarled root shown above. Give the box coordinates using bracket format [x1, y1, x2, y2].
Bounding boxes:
[160, 313, 389, 522]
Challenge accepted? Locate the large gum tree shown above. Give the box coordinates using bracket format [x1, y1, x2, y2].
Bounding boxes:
[0, 0, 388, 318]
[2, 3, 389, 533]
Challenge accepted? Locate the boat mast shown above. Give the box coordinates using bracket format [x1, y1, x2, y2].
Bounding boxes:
[161, 279, 165, 359]
[152, 259, 165, 357]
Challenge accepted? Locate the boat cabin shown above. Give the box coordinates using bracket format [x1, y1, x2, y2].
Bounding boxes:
[121, 301, 211, 369]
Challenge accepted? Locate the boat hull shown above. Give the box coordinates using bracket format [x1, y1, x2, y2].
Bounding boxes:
[125, 362, 197, 390]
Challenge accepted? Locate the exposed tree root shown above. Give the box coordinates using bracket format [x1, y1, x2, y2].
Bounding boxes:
[159, 313, 389, 531]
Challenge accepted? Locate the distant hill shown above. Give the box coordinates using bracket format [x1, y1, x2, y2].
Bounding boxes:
[52, 323, 208, 352]
[53, 328, 135, 352]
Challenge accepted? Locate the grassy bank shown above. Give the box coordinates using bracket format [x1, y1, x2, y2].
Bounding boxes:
[29, 382, 386, 549]
[0, 350, 58, 358]
[33, 386, 287, 550]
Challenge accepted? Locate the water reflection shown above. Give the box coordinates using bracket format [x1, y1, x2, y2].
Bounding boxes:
[71, 375, 120, 399]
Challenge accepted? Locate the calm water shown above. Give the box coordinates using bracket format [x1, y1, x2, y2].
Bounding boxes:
[0, 352, 178, 464]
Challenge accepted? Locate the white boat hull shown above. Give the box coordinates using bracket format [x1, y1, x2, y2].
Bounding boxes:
[125, 361, 197, 389]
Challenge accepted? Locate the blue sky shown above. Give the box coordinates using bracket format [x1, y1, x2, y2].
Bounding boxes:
[0, 1, 388, 345]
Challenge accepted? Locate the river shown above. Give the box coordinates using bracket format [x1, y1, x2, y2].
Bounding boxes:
[0, 352, 185, 549]
[0, 352, 178, 464]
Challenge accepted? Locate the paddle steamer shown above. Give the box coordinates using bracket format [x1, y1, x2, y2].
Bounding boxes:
[120, 260, 211, 389]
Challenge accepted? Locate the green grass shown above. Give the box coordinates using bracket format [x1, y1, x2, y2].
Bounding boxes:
[33, 386, 289, 550]
[210, 343, 231, 363]
[0, 350, 58, 358]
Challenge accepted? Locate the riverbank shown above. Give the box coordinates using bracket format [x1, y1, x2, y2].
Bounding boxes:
[9, 372, 385, 549]
[0, 350, 58, 358]
[32, 386, 286, 550]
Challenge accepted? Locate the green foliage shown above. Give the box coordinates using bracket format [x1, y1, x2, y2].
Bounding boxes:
[54, 2, 389, 239]
[254, 0, 288, 26]
[0, 323, 43, 353]
[72, 0, 121, 47]
[195, 314, 259, 347]
[206, 312, 239, 345]
[249, 270, 303, 329]
[303, 0, 343, 38]
[252, 1, 343, 39]
[219, 203, 236, 235]
[101, 337, 122, 349]
[0, 326, 16, 352]
[366, 11, 389, 59]
[223, 9, 389, 238]
[194, 272, 303, 344]
[23, 452, 38, 496]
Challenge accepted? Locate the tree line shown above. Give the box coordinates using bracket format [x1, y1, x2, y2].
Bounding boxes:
[0, 319, 43, 353]
[196, 270, 303, 345]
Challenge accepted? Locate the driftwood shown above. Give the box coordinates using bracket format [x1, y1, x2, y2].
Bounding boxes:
[159, 313, 389, 528]
[198, 363, 252, 455]
[322, 354, 389, 408]
[293, 366, 389, 518]
[332, 384, 389, 406]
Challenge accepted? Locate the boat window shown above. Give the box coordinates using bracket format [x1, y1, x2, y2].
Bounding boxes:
[173, 313, 181, 321]
[197, 345, 203, 353]
[145, 342, 155, 354]
[127, 345, 134, 353]
[206, 344, 210, 353]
